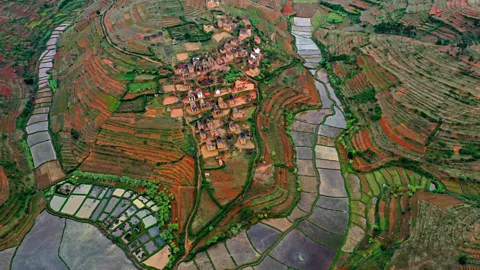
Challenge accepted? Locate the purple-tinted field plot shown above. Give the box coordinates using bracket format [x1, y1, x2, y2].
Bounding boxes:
[315, 159, 341, 170]
[60, 219, 136, 270]
[144, 240, 158, 255]
[297, 192, 317, 212]
[247, 223, 281, 253]
[308, 207, 348, 235]
[178, 260, 198, 270]
[296, 159, 316, 176]
[294, 109, 331, 125]
[287, 206, 308, 222]
[296, 147, 313, 159]
[291, 120, 316, 133]
[89, 186, 104, 198]
[0, 247, 16, 269]
[27, 131, 51, 147]
[104, 197, 119, 213]
[207, 242, 236, 270]
[297, 176, 318, 193]
[91, 198, 108, 221]
[270, 229, 336, 270]
[110, 199, 131, 217]
[12, 212, 66, 270]
[297, 220, 344, 250]
[226, 230, 259, 265]
[254, 255, 287, 270]
[317, 125, 343, 138]
[324, 107, 346, 128]
[193, 251, 214, 270]
[316, 196, 349, 212]
[314, 82, 333, 109]
[319, 169, 347, 197]
[290, 131, 316, 147]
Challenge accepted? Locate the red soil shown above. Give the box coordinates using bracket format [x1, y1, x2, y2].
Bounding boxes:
[281, 0, 296, 16]
[379, 117, 426, 153]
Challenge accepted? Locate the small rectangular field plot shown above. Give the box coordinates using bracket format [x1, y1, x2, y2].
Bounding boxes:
[308, 207, 348, 236]
[75, 198, 100, 219]
[318, 169, 348, 197]
[91, 198, 108, 221]
[73, 184, 92, 195]
[61, 195, 86, 215]
[49, 195, 67, 212]
[30, 140, 56, 167]
[144, 241, 159, 255]
[293, 17, 312, 27]
[89, 186, 105, 198]
[104, 197, 120, 213]
[207, 242, 237, 270]
[112, 188, 125, 197]
[32, 107, 50, 115]
[296, 159, 316, 176]
[142, 215, 157, 228]
[317, 125, 343, 138]
[193, 251, 214, 270]
[291, 131, 316, 147]
[294, 109, 331, 125]
[246, 223, 281, 253]
[297, 192, 317, 212]
[27, 114, 48, 126]
[298, 176, 318, 193]
[316, 196, 349, 212]
[178, 260, 198, 270]
[125, 205, 139, 217]
[270, 229, 335, 270]
[225, 231, 260, 266]
[315, 145, 339, 161]
[297, 220, 344, 250]
[27, 131, 51, 147]
[110, 199, 131, 218]
[296, 147, 313, 159]
[136, 209, 151, 219]
[104, 188, 114, 198]
[291, 120, 316, 133]
[255, 255, 288, 270]
[148, 226, 160, 238]
[315, 159, 340, 170]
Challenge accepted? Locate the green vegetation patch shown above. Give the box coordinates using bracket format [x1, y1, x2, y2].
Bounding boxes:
[127, 81, 158, 93]
[166, 23, 212, 42]
[325, 13, 344, 24]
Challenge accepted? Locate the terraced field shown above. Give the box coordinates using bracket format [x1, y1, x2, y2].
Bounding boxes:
[2, 0, 480, 269]
[177, 16, 350, 270]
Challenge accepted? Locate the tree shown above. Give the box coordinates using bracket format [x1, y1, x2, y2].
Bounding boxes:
[459, 255, 468, 265]
[71, 129, 79, 140]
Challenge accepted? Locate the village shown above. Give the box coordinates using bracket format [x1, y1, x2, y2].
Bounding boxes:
[160, 11, 262, 166]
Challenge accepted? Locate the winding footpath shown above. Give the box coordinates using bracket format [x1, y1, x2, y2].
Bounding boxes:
[26, 23, 69, 169]
[178, 17, 350, 270]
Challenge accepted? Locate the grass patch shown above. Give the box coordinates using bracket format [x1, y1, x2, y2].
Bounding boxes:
[325, 13, 344, 24]
[21, 140, 34, 169]
[127, 81, 158, 93]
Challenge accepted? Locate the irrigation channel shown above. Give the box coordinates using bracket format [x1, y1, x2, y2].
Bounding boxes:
[25, 23, 69, 168]
[177, 17, 350, 270]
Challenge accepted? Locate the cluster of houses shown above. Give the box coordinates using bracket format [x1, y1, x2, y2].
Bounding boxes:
[173, 15, 263, 84]
[196, 117, 253, 154]
[184, 78, 256, 119]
